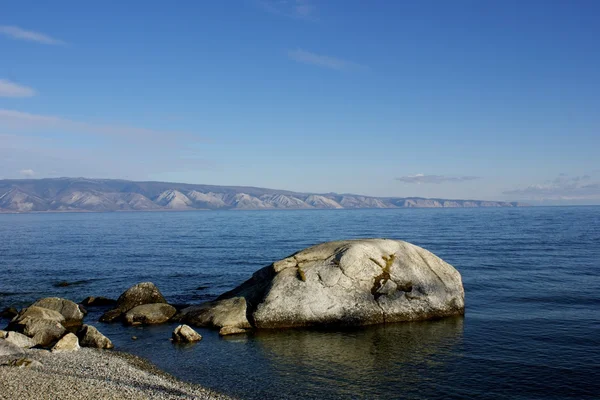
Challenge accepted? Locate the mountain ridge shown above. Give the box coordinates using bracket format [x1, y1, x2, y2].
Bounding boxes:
[0, 178, 528, 213]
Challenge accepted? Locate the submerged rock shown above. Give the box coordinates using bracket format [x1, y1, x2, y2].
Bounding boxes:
[123, 303, 176, 326]
[1, 307, 18, 320]
[192, 239, 464, 330]
[100, 282, 167, 322]
[80, 296, 117, 307]
[52, 333, 80, 352]
[31, 297, 86, 327]
[172, 324, 202, 343]
[77, 325, 114, 349]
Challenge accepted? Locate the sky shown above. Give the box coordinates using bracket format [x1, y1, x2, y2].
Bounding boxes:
[1, 0, 599, 204]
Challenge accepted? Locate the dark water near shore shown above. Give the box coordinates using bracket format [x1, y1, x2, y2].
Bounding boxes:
[1, 208, 599, 399]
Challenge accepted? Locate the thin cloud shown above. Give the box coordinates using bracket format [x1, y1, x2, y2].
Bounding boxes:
[19, 169, 35, 177]
[288, 49, 367, 71]
[503, 174, 600, 200]
[0, 109, 201, 142]
[0, 79, 36, 97]
[258, 0, 317, 20]
[395, 174, 481, 184]
[0, 25, 65, 45]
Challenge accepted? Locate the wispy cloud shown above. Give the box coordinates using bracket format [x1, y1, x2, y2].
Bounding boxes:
[19, 169, 35, 177]
[395, 174, 481, 184]
[0, 25, 65, 45]
[288, 49, 366, 71]
[0, 79, 36, 97]
[258, 0, 317, 20]
[503, 174, 600, 200]
[0, 109, 199, 142]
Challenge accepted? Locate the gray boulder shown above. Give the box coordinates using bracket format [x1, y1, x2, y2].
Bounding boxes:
[172, 325, 202, 343]
[51, 333, 80, 352]
[100, 282, 167, 322]
[77, 325, 114, 349]
[0, 339, 24, 356]
[194, 239, 464, 330]
[124, 303, 176, 326]
[31, 297, 85, 326]
[5, 331, 36, 349]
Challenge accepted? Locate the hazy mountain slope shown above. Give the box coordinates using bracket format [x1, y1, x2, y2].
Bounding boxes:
[0, 178, 527, 212]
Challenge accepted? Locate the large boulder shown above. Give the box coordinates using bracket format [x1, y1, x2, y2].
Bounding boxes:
[172, 325, 202, 343]
[190, 239, 464, 330]
[7, 306, 67, 347]
[100, 282, 167, 322]
[51, 333, 80, 352]
[123, 304, 176, 326]
[77, 325, 113, 349]
[31, 297, 85, 327]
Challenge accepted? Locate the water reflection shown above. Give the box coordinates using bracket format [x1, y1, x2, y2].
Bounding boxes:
[251, 317, 464, 399]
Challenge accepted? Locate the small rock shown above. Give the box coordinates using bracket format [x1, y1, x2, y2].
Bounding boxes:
[172, 325, 202, 343]
[81, 296, 117, 307]
[77, 325, 114, 349]
[124, 303, 177, 326]
[0, 339, 24, 356]
[52, 333, 80, 352]
[131, 336, 138, 340]
[0, 330, 7, 339]
[54, 281, 71, 287]
[31, 297, 85, 326]
[7, 358, 43, 368]
[5, 331, 36, 349]
[1, 307, 18, 320]
[219, 326, 248, 336]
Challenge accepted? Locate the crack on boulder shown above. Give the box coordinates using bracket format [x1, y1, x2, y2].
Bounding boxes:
[370, 254, 395, 300]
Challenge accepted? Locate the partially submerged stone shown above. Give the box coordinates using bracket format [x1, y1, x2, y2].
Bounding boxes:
[219, 326, 247, 336]
[123, 303, 176, 326]
[193, 239, 465, 330]
[77, 325, 113, 349]
[172, 325, 202, 343]
[52, 333, 80, 352]
[80, 296, 117, 307]
[178, 297, 251, 329]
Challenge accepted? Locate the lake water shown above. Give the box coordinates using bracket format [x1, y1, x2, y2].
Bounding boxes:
[1, 208, 599, 399]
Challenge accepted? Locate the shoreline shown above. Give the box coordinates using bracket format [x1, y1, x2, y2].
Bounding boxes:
[0, 347, 232, 400]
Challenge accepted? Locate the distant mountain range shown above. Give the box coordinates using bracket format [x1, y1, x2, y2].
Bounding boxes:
[0, 178, 528, 212]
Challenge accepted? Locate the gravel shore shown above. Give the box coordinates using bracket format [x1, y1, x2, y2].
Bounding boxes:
[0, 348, 232, 400]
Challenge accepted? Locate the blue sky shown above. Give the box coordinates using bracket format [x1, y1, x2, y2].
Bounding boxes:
[1, 0, 599, 204]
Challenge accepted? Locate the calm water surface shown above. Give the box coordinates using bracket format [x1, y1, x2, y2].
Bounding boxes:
[1, 208, 599, 399]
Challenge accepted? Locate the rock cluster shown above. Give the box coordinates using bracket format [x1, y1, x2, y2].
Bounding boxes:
[100, 282, 168, 323]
